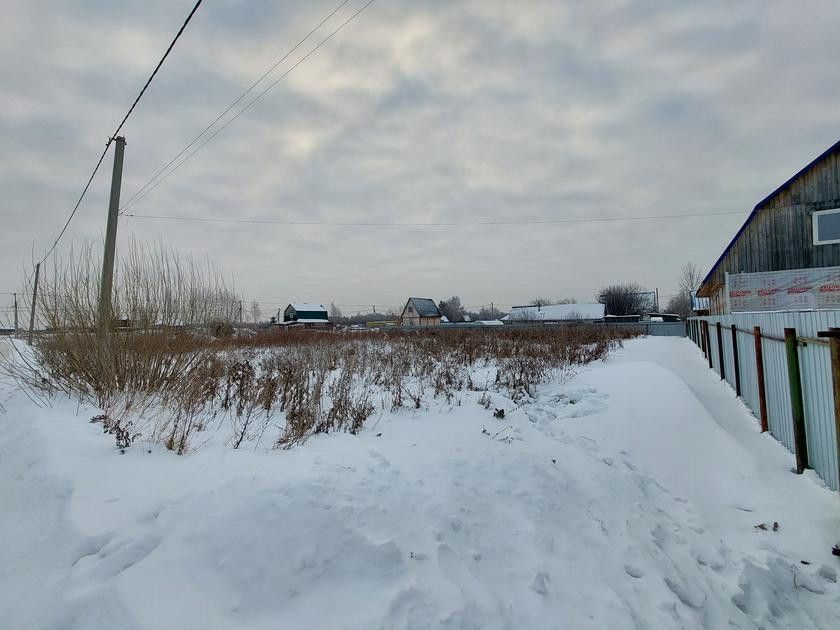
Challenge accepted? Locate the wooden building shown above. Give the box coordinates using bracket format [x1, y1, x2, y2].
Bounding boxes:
[276, 303, 332, 329]
[697, 140, 840, 313]
[399, 297, 442, 326]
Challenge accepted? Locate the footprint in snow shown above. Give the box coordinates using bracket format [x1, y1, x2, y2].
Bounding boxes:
[664, 576, 707, 609]
[530, 572, 550, 595]
[624, 564, 644, 579]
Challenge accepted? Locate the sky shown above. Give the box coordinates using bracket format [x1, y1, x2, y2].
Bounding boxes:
[2, 0, 840, 318]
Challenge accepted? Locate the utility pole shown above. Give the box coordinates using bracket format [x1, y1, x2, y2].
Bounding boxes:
[491, 302, 494, 319]
[28, 263, 40, 344]
[13, 292, 18, 336]
[98, 136, 126, 333]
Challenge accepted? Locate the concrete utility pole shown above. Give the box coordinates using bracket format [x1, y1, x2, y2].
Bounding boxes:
[98, 136, 126, 333]
[28, 263, 40, 344]
[13, 292, 18, 335]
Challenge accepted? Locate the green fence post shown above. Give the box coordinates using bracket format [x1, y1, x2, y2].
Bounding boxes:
[730, 324, 741, 397]
[753, 326, 769, 433]
[784, 327, 808, 474]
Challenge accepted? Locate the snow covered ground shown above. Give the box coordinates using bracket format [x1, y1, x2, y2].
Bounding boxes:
[1, 337, 839, 629]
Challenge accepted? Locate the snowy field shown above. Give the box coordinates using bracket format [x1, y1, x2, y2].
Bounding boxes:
[1, 336, 839, 629]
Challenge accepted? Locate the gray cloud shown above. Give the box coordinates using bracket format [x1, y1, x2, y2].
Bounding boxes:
[2, 0, 840, 316]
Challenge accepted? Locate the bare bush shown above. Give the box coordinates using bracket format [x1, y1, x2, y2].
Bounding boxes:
[596, 283, 651, 316]
[2, 240, 239, 450]
[6, 255, 637, 453]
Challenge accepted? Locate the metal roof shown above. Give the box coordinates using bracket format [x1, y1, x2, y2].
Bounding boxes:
[700, 138, 840, 291]
[289, 303, 327, 312]
[690, 291, 710, 311]
[405, 297, 441, 317]
[506, 303, 605, 321]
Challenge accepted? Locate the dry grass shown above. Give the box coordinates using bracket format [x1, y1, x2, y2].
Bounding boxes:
[12, 324, 635, 452]
[2, 243, 638, 453]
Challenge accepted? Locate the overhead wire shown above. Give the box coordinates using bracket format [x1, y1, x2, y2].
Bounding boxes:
[119, 0, 352, 211]
[120, 0, 376, 214]
[122, 209, 747, 227]
[37, 0, 204, 265]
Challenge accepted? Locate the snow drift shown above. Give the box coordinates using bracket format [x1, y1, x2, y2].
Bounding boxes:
[1, 337, 839, 629]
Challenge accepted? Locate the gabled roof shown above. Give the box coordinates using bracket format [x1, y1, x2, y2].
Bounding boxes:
[700, 138, 840, 291]
[288, 303, 327, 312]
[506, 303, 605, 321]
[403, 297, 441, 318]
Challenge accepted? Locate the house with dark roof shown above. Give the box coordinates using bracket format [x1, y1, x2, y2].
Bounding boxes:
[399, 297, 442, 326]
[276, 303, 332, 329]
[697, 140, 840, 313]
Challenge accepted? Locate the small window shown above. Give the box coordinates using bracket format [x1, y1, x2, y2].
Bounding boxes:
[813, 208, 840, 245]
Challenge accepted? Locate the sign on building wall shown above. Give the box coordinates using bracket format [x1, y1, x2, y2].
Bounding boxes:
[726, 266, 840, 312]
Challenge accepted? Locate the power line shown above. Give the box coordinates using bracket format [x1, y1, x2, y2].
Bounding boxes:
[119, 0, 351, 211]
[120, 0, 376, 214]
[37, 0, 204, 265]
[123, 209, 747, 227]
[113, 1, 204, 143]
[38, 143, 113, 265]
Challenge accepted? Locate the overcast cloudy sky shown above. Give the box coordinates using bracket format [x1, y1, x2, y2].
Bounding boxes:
[2, 0, 840, 316]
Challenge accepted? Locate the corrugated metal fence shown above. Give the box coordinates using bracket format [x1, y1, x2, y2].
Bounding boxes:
[688, 312, 840, 491]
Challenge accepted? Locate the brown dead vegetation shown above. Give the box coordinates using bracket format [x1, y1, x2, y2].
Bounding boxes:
[2, 243, 638, 452]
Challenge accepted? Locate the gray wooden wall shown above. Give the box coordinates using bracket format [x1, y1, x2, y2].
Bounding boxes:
[704, 149, 840, 313]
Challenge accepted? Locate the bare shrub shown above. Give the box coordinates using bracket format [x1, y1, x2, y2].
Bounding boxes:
[4, 240, 238, 451]
[6, 257, 638, 453]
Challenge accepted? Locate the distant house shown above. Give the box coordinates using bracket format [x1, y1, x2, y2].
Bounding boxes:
[445, 319, 505, 327]
[276, 303, 332, 329]
[644, 312, 682, 323]
[400, 297, 442, 326]
[604, 314, 641, 324]
[503, 303, 605, 323]
[697, 139, 840, 314]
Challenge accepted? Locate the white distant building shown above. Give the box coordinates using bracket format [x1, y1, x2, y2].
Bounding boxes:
[503, 303, 605, 323]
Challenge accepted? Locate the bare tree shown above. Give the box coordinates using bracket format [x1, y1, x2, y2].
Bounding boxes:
[666, 293, 691, 318]
[679, 263, 703, 296]
[530, 296, 576, 306]
[329, 302, 343, 320]
[667, 263, 704, 318]
[438, 296, 465, 322]
[530, 297, 553, 307]
[249, 300, 261, 323]
[596, 283, 651, 316]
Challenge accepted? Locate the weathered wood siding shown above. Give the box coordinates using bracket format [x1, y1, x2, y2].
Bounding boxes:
[400, 315, 440, 326]
[703, 148, 840, 313]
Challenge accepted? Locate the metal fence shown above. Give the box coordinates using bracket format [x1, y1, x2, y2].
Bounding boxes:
[604, 321, 686, 337]
[688, 312, 840, 491]
[400, 321, 687, 336]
